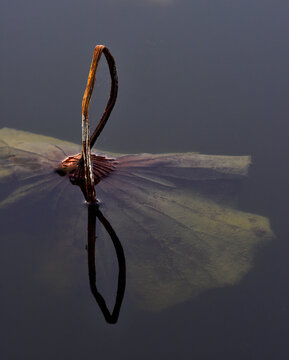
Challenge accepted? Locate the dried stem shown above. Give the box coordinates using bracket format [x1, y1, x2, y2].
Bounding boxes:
[81, 45, 118, 203]
[82, 45, 118, 148]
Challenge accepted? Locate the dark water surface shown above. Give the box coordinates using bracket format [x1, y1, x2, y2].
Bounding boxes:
[0, 1, 288, 359]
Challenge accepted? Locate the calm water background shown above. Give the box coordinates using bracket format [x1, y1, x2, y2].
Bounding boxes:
[0, 0, 288, 359]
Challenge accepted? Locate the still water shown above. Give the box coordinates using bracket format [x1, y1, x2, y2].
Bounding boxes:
[0, 0, 288, 359]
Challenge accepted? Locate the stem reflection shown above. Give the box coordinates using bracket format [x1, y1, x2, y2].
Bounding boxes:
[87, 204, 126, 324]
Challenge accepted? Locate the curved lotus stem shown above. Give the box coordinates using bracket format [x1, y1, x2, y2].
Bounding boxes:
[82, 45, 118, 148]
[81, 45, 118, 204]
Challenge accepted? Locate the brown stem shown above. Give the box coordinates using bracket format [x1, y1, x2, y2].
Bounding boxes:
[81, 45, 118, 149]
[81, 45, 118, 203]
[81, 116, 96, 203]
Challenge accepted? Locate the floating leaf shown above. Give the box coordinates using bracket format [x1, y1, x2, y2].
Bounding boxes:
[0, 45, 274, 316]
[0, 127, 274, 311]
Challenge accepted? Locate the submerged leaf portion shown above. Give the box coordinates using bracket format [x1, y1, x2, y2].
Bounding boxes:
[116, 152, 251, 181]
[0, 128, 79, 182]
[0, 128, 274, 311]
[96, 169, 273, 311]
[0, 128, 81, 207]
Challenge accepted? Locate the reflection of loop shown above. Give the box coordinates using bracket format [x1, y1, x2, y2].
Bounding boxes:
[87, 204, 126, 324]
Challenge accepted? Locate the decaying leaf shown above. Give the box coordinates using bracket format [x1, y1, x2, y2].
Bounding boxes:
[0, 45, 274, 315]
[0, 127, 274, 311]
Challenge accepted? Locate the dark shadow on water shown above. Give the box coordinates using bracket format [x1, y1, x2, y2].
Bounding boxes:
[87, 204, 126, 324]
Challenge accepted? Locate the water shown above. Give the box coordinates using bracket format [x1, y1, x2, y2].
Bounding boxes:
[0, 1, 288, 359]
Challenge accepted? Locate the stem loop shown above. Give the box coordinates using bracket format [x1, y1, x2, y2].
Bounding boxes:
[81, 45, 118, 203]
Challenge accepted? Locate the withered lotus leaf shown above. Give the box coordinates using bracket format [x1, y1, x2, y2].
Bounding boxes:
[0, 127, 273, 311]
